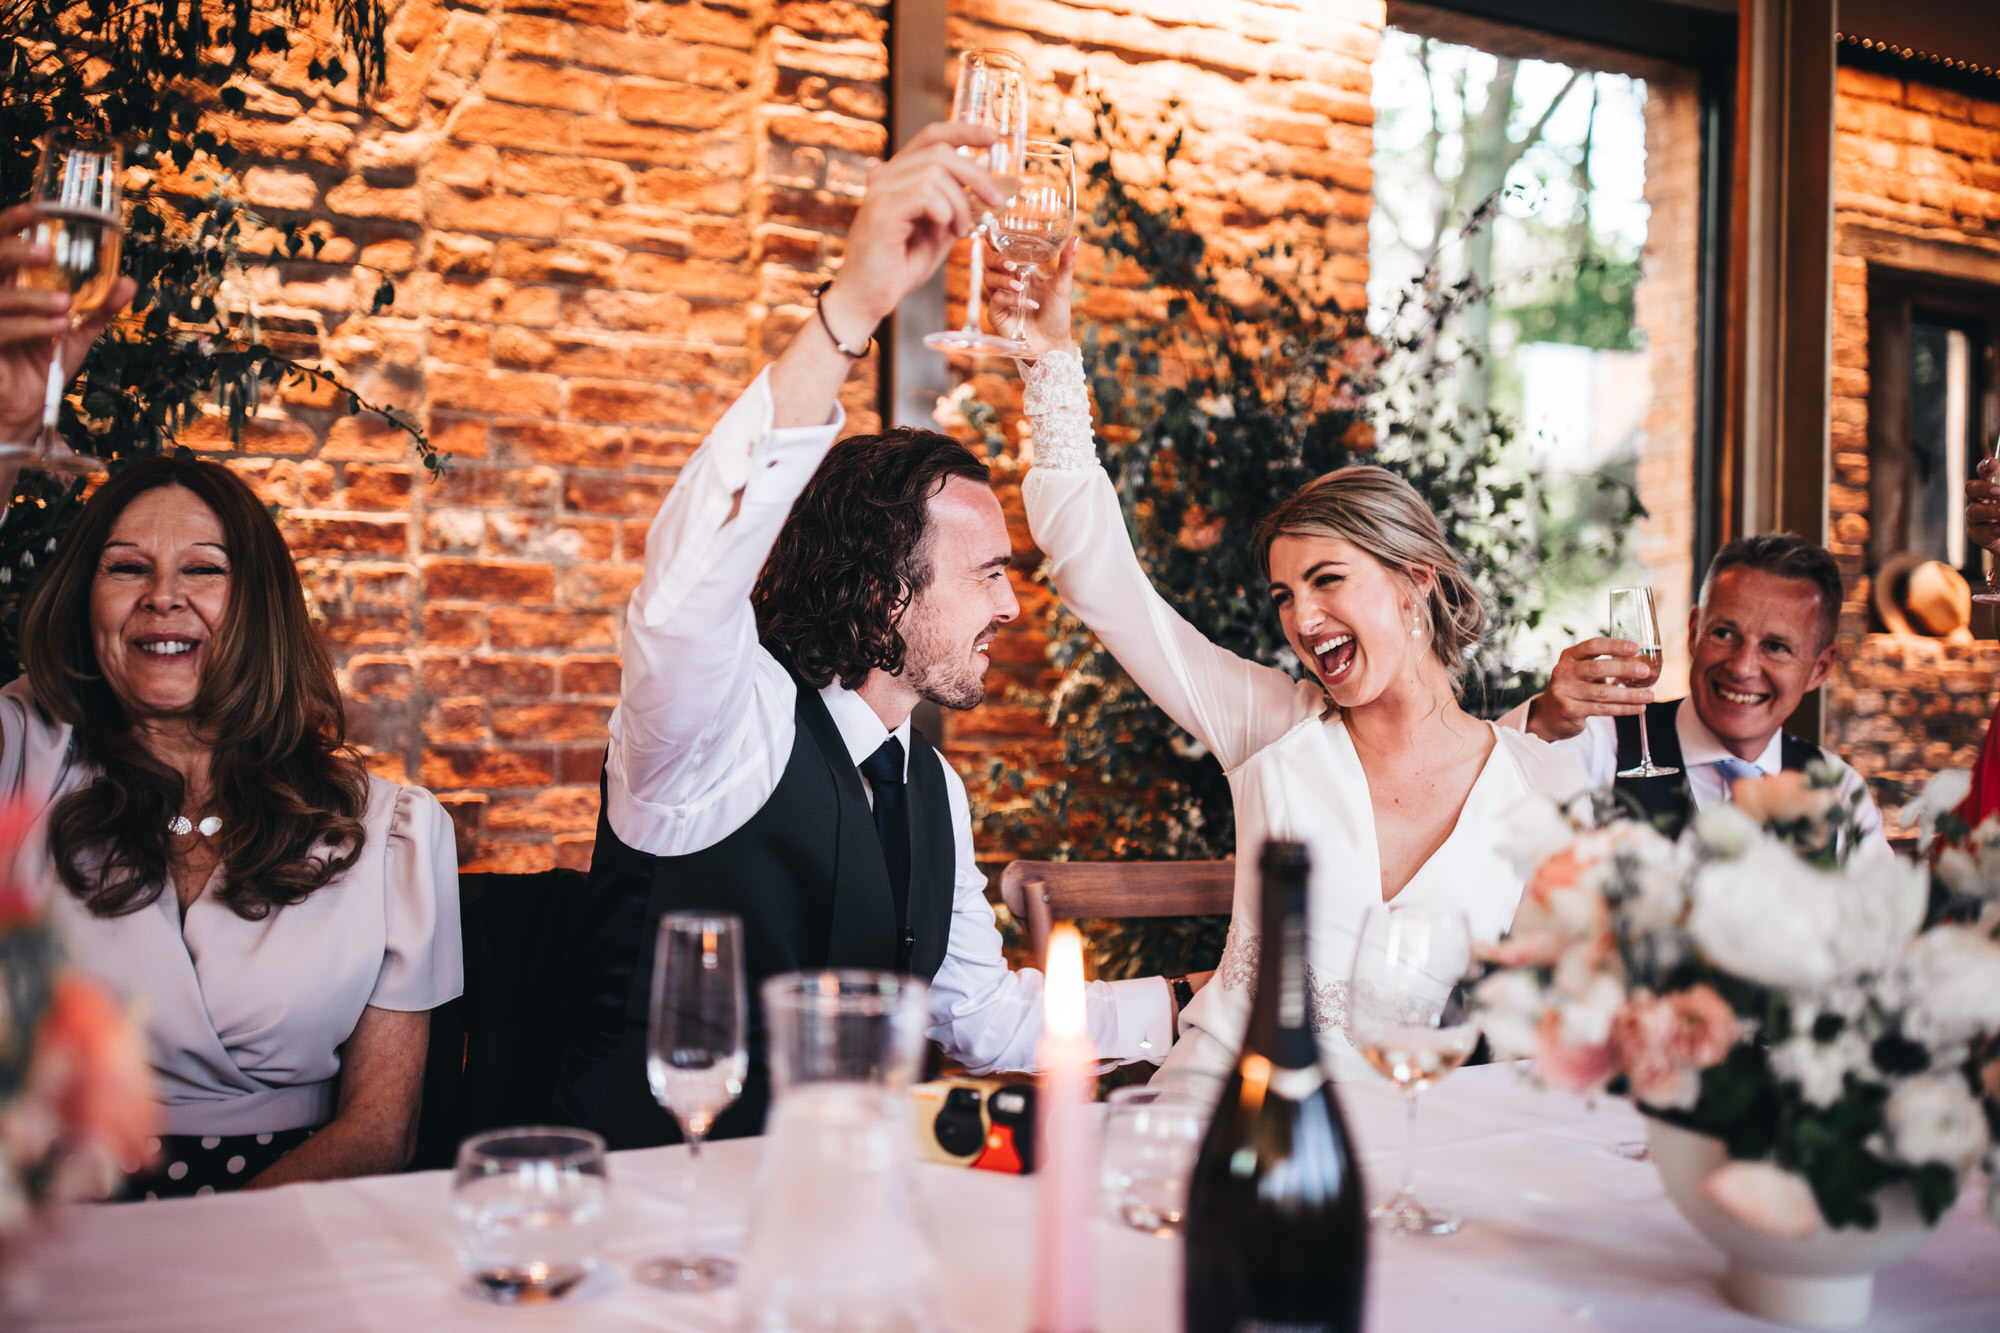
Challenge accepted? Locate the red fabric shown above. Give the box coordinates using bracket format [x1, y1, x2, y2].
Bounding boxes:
[1958, 699, 2000, 827]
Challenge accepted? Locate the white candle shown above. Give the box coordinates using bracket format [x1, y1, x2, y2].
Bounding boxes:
[1034, 923, 1094, 1333]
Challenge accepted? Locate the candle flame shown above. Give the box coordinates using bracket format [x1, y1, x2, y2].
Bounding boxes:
[1045, 922, 1086, 1040]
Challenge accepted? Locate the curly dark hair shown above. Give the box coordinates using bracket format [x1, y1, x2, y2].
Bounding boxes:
[754, 428, 991, 689]
[21, 456, 368, 920]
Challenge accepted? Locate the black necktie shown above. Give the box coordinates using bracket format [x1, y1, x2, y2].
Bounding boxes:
[859, 737, 911, 936]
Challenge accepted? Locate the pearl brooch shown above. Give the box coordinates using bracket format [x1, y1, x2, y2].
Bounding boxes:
[167, 815, 222, 837]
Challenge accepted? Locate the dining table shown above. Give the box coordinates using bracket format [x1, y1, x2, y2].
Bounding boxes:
[11, 1063, 2000, 1332]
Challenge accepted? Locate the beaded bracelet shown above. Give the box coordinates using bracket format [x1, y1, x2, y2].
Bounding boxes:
[812, 280, 875, 359]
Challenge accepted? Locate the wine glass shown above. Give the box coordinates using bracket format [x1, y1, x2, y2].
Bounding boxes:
[5, 131, 122, 475]
[1098, 1085, 1205, 1235]
[452, 1127, 609, 1304]
[636, 911, 748, 1291]
[1347, 904, 1479, 1236]
[1608, 586, 1677, 778]
[991, 141, 1075, 341]
[923, 49, 1030, 359]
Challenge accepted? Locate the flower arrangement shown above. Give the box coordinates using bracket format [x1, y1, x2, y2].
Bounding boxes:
[1473, 767, 2000, 1237]
[0, 801, 155, 1239]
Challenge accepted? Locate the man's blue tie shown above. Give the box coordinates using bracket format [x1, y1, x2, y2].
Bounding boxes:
[1713, 755, 1762, 789]
[859, 737, 911, 948]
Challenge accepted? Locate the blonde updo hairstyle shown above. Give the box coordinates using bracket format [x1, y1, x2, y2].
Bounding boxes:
[1253, 465, 1488, 689]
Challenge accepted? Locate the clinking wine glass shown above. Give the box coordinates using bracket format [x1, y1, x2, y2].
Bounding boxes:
[1347, 904, 1479, 1237]
[922, 48, 1030, 359]
[636, 911, 748, 1292]
[991, 140, 1075, 341]
[5, 131, 122, 475]
[1608, 585, 1677, 778]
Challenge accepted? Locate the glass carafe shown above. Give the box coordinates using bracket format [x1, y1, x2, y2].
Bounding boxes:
[738, 971, 939, 1333]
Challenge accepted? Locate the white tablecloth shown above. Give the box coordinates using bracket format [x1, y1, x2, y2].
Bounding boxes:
[12, 1065, 2000, 1331]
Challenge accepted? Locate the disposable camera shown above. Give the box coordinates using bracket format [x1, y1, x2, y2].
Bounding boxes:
[908, 1077, 1038, 1173]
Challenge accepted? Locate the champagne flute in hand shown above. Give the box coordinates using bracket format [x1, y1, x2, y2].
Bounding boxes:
[991, 141, 1074, 342]
[1608, 586, 1677, 778]
[4, 131, 123, 474]
[1348, 905, 1479, 1237]
[923, 49, 1030, 358]
[636, 912, 748, 1292]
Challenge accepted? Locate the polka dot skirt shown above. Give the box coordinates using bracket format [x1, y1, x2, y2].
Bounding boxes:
[119, 1126, 316, 1201]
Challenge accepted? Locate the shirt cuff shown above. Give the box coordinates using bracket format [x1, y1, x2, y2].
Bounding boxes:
[1100, 975, 1177, 1066]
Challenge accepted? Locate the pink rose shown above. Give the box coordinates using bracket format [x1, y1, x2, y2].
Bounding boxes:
[1702, 1160, 1823, 1239]
[1666, 984, 1739, 1069]
[33, 975, 159, 1175]
[1610, 993, 1700, 1110]
[1730, 770, 1832, 826]
[1534, 1006, 1616, 1094]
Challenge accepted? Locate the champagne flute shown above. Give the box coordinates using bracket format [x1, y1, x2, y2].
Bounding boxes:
[923, 49, 1030, 358]
[1347, 904, 1479, 1237]
[636, 911, 748, 1292]
[991, 141, 1075, 342]
[1608, 585, 1677, 778]
[1973, 441, 2000, 604]
[5, 131, 122, 475]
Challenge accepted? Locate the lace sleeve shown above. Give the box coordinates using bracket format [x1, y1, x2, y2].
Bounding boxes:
[1018, 346, 1096, 471]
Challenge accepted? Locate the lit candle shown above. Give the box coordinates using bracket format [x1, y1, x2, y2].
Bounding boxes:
[1034, 922, 1094, 1333]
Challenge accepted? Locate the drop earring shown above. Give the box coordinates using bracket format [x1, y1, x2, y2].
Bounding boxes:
[1409, 606, 1424, 638]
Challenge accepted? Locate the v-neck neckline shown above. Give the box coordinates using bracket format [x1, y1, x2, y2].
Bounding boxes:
[1331, 718, 1507, 904]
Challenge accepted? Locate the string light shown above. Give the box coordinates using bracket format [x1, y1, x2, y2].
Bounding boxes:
[1837, 31, 2000, 81]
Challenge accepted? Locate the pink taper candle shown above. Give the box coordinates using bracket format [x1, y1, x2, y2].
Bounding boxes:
[1034, 923, 1095, 1333]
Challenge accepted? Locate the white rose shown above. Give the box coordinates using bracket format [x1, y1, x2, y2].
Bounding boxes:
[1896, 926, 2000, 1047]
[1687, 841, 1927, 989]
[1690, 803, 1761, 858]
[1471, 969, 1545, 1060]
[1496, 796, 1579, 878]
[1553, 968, 1626, 1047]
[1882, 1073, 1990, 1174]
[1909, 769, 1973, 852]
[1768, 1029, 1872, 1109]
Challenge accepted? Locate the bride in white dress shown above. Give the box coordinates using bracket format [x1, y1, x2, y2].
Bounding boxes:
[993, 250, 1585, 1095]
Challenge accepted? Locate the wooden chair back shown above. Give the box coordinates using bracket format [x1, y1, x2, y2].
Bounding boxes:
[998, 860, 1237, 969]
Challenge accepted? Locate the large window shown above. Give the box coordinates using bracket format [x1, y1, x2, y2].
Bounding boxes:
[1865, 271, 2000, 595]
[1371, 10, 1706, 693]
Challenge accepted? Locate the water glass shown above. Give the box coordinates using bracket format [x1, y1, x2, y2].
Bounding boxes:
[1099, 1085, 1205, 1235]
[739, 971, 939, 1333]
[452, 1127, 608, 1304]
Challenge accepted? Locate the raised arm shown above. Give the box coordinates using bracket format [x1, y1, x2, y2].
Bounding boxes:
[994, 249, 1314, 772]
[608, 124, 1008, 851]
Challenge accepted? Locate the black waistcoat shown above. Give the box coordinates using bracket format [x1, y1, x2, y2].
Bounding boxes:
[557, 673, 956, 1148]
[1612, 699, 1819, 836]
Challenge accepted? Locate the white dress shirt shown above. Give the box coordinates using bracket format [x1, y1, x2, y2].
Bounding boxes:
[605, 368, 1174, 1073]
[1496, 695, 1889, 849]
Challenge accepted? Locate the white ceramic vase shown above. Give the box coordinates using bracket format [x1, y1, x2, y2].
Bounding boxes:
[1647, 1119, 1936, 1329]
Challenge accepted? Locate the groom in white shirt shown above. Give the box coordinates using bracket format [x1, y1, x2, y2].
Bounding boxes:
[559, 122, 1177, 1147]
[1503, 533, 1887, 847]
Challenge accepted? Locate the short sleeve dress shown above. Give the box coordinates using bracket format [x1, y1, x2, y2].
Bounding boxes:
[0, 677, 462, 1181]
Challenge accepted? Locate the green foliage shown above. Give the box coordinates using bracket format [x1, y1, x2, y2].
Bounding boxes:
[968, 93, 1641, 981]
[1, 0, 438, 672]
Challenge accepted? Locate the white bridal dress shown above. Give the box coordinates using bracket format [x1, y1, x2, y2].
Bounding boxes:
[1017, 348, 1586, 1096]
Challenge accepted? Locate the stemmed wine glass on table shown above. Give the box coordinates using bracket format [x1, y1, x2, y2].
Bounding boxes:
[636, 911, 748, 1291]
[4, 131, 123, 475]
[1608, 586, 1677, 779]
[991, 140, 1075, 341]
[1347, 904, 1479, 1236]
[1975, 446, 2000, 604]
[923, 49, 1029, 358]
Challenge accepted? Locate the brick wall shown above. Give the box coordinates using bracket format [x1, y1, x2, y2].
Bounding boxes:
[1824, 65, 2000, 829]
[189, 0, 1383, 870]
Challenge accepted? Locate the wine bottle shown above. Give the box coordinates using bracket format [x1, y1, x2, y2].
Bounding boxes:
[1182, 840, 1367, 1333]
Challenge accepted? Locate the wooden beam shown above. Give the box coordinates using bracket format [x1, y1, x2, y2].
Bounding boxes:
[1726, 0, 1838, 737]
